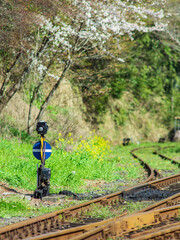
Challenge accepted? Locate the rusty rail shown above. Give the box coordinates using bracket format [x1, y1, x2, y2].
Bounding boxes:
[22, 191, 180, 240]
[130, 147, 162, 181]
[154, 146, 180, 168]
[131, 222, 180, 239]
[1, 173, 180, 240]
[68, 205, 180, 240]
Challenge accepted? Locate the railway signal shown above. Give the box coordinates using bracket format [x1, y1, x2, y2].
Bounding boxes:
[174, 117, 180, 142]
[174, 116, 180, 132]
[33, 141, 52, 160]
[33, 121, 52, 199]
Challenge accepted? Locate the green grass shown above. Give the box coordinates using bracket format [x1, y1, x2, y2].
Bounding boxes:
[108, 144, 145, 181]
[0, 138, 179, 192]
[0, 139, 35, 189]
[0, 136, 144, 193]
[158, 145, 180, 160]
[0, 195, 82, 218]
[0, 195, 152, 220]
[77, 200, 154, 220]
[0, 138, 179, 219]
[134, 143, 180, 176]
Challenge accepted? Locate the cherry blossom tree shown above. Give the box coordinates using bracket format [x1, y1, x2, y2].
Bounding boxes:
[31, 0, 167, 123]
[0, 0, 59, 111]
[164, 0, 180, 49]
[0, 0, 169, 133]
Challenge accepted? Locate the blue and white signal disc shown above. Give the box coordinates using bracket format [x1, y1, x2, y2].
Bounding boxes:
[33, 141, 52, 160]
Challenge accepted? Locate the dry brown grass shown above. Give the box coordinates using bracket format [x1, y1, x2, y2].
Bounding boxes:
[0, 83, 168, 144]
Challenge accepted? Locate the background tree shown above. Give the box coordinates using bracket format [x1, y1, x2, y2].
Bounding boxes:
[27, 0, 168, 131]
[163, 0, 180, 50]
[0, 0, 59, 111]
[0, 0, 172, 134]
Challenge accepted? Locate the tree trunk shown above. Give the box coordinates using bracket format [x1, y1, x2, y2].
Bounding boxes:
[34, 59, 72, 126]
[0, 52, 21, 98]
[27, 57, 56, 134]
[0, 36, 50, 112]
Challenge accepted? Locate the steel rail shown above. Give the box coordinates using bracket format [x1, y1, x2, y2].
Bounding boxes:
[68, 205, 180, 240]
[130, 148, 155, 182]
[130, 146, 180, 240]
[131, 222, 180, 239]
[130, 147, 158, 182]
[24, 215, 124, 240]
[22, 191, 180, 240]
[1, 174, 180, 235]
[154, 146, 180, 168]
[1, 173, 180, 240]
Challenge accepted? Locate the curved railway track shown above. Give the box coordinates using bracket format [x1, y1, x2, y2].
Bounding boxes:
[0, 144, 179, 240]
[154, 146, 180, 168]
[130, 147, 162, 181]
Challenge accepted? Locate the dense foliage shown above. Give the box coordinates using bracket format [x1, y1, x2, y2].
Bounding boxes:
[76, 32, 180, 127]
[111, 32, 180, 126]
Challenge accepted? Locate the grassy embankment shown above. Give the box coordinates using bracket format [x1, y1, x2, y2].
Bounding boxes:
[0, 133, 144, 192]
[0, 134, 179, 219]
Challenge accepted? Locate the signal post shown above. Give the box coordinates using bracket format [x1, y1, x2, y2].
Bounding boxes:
[32, 121, 52, 199]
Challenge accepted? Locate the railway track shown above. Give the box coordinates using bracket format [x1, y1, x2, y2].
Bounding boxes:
[154, 146, 180, 168]
[0, 145, 179, 239]
[66, 205, 180, 240]
[128, 221, 180, 239]
[130, 147, 162, 181]
[16, 191, 180, 240]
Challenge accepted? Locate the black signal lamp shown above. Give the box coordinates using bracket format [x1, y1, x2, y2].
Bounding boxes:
[36, 121, 48, 136]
